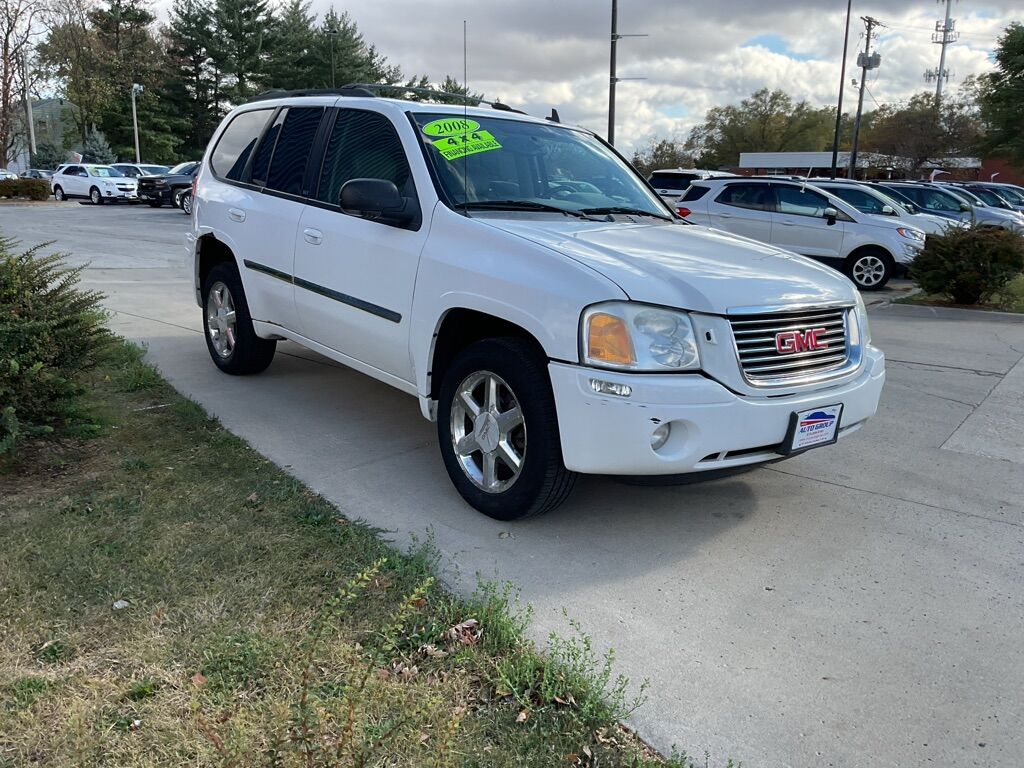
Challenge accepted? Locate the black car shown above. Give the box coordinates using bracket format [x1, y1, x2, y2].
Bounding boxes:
[138, 161, 200, 208]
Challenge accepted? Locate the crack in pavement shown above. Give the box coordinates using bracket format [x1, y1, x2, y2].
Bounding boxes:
[766, 465, 1023, 530]
[886, 358, 1005, 377]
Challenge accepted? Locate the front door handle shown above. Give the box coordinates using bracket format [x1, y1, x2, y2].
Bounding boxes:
[228, 208, 246, 222]
[303, 228, 323, 245]
[779, 220, 797, 226]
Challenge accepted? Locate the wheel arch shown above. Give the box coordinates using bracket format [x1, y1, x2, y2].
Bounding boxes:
[426, 308, 549, 406]
[195, 234, 239, 304]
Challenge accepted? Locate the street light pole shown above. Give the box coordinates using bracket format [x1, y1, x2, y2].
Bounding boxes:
[829, 0, 853, 179]
[130, 83, 144, 163]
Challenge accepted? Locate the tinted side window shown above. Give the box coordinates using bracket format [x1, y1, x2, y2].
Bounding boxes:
[776, 185, 830, 217]
[681, 185, 710, 201]
[211, 108, 273, 181]
[250, 110, 285, 186]
[717, 183, 773, 211]
[264, 107, 325, 195]
[317, 110, 412, 206]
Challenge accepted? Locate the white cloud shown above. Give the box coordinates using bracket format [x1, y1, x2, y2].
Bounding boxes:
[327, 0, 1014, 153]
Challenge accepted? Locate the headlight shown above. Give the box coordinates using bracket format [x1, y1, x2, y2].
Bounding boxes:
[897, 227, 925, 242]
[853, 292, 872, 346]
[581, 302, 701, 372]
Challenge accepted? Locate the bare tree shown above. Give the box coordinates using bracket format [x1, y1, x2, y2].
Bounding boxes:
[1, 0, 49, 166]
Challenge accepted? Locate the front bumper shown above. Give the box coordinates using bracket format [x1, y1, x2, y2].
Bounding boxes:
[103, 188, 138, 201]
[549, 347, 885, 475]
[139, 188, 172, 203]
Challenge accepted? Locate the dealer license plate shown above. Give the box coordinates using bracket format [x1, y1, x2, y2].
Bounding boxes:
[781, 404, 843, 455]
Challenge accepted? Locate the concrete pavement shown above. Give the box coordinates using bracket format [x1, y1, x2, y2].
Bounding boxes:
[3, 203, 1023, 767]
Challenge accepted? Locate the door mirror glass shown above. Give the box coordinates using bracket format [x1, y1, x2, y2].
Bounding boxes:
[340, 178, 413, 224]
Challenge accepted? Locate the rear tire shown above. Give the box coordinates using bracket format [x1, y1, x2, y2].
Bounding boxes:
[845, 248, 893, 291]
[202, 262, 276, 375]
[437, 338, 576, 520]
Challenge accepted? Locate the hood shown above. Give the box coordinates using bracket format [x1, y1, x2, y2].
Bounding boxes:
[478, 217, 856, 314]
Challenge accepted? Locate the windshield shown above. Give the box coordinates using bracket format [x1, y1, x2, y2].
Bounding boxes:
[994, 186, 1024, 204]
[141, 165, 170, 175]
[88, 166, 124, 177]
[169, 162, 196, 174]
[968, 187, 1012, 208]
[412, 113, 670, 219]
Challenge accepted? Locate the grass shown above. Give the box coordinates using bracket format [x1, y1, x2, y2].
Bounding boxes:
[0, 341, 736, 767]
[899, 273, 1024, 313]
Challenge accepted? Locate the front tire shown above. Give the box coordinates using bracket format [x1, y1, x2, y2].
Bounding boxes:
[202, 262, 276, 375]
[147, 200, 162, 208]
[845, 248, 893, 291]
[437, 338, 576, 520]
[181, 191, 193, 215]
[89, 186, 103, 205]
[53, 185, 65, 201]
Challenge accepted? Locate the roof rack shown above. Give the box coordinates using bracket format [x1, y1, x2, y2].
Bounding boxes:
[247, 83, 530, 115]
[247, 86, 376, 102]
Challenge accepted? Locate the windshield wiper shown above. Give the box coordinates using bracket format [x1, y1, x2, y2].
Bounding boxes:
[578, 206, 673, 221]
[458, 200, 595, 220]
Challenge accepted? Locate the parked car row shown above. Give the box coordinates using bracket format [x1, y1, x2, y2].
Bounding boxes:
[48, 161, 199, 211]
[653, 169, 1024, 290]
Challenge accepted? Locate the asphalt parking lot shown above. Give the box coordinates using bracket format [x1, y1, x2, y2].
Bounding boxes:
[3, 202, 1024, 767]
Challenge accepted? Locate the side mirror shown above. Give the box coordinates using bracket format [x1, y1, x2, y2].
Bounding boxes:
[904, 203, 918, 214]
[960, 202, 972, 212]
[823, 206, 838, 225]
[881, 204, 895, 215]
[340, 178, 414, 225]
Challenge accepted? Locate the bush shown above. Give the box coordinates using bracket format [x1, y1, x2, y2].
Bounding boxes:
[0, 178, 51, 200]
[0, 236, 111, 453]
[911, 225, 1024, 305]
[31, 140, 66, 169]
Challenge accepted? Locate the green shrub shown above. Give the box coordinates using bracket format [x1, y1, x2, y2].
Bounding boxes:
[0, 236, 111, 453]
[0, 178, 50, 200]
[911, 225, 1024, 305]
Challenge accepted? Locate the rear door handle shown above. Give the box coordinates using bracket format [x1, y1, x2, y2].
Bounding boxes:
[228, 208, 246, 222]
[779, 220, 796, 226]
[303, 228, 323, 245]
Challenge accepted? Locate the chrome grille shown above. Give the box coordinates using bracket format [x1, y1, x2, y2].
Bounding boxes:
[730, 307, 851, 384]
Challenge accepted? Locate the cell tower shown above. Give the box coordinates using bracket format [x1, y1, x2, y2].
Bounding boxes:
[924, 0, 959, 104]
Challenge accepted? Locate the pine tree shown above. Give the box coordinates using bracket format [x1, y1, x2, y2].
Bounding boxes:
[164, 0, 221, 157]
[81, 129, 117, 163]
[213, 0, 273, 102]
[313, 8, 401, 90]
[31, 142, 67, 169]
[264, 0, 316, 90]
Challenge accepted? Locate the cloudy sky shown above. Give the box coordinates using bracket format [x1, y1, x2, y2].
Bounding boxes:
[322, 0, 1017, 153]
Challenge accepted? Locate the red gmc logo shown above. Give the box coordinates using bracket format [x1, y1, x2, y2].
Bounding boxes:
[776, 328, 829, 354]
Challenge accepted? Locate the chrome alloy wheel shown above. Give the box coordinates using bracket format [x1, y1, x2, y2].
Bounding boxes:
[852, 255, 886, 287]
[450, 371, 527, 493]
[206, 281, 237, 358]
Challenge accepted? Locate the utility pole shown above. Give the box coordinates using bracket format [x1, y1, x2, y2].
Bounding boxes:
[130, 84, 144, 163]
[848, 16, 882, 179]
[924, 0, 958, 105]
[829, 0, 853, 179]
[607, 0, 646, 146]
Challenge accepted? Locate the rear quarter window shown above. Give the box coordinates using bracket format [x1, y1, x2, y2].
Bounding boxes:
[211, 108, 274, 181]
[649, 174, 694, 192]
[681, 185, 710, 201]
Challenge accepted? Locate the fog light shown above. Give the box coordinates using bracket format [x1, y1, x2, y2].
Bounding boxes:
[589, 378, 631, 397]
[651, 422, 671, 451]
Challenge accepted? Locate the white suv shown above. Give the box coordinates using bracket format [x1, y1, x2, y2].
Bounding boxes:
[649, 168, 732, 204]
[678, 178, 926, 290]
[189, 90, 885, 520]
[51, 164, 139, 204]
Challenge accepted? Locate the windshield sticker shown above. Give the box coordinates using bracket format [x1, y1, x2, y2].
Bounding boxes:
[431, 130, 502, 162]
[421, 117, 481, 137]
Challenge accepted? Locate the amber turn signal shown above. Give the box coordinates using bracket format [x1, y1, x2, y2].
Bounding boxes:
[587, 313, 636, 366]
